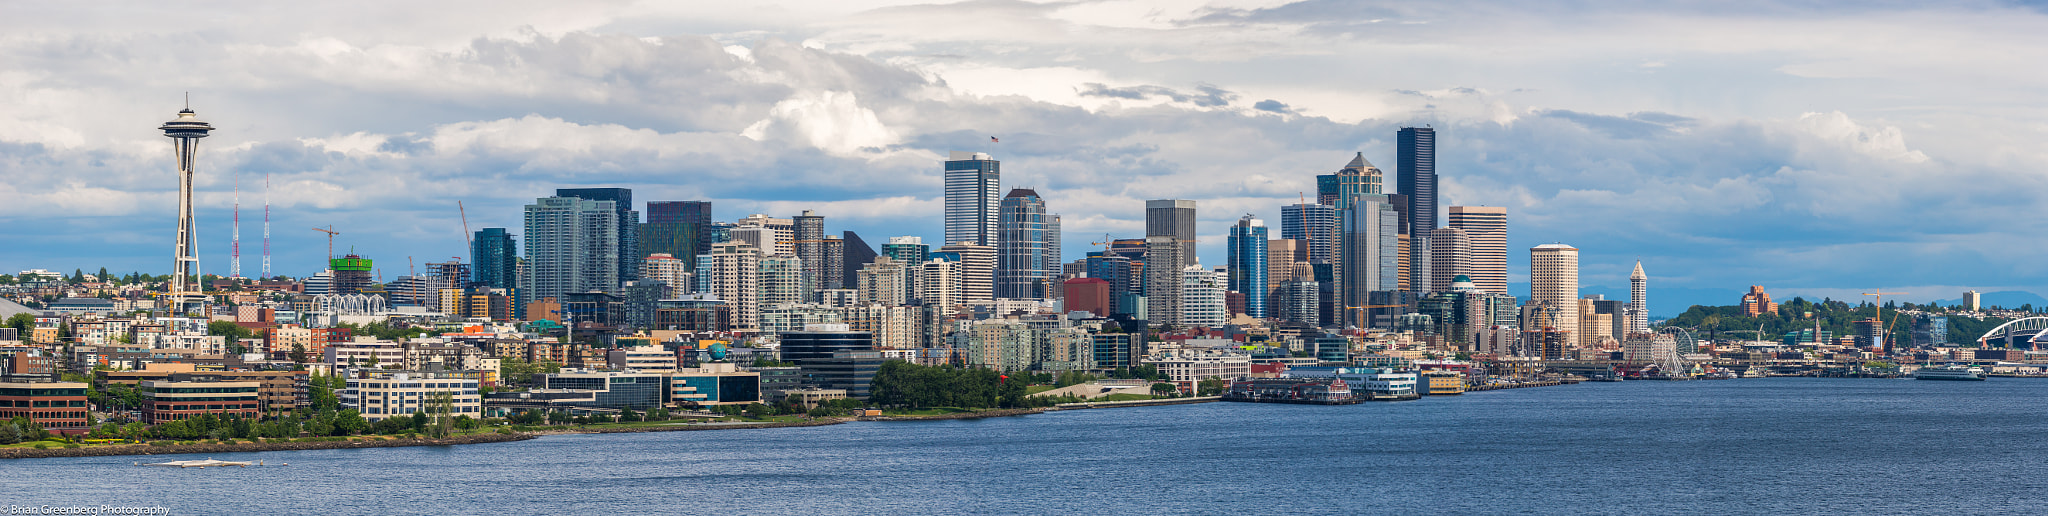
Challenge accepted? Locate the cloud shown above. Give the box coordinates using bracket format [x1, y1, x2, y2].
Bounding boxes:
[1, 0, 2047, 303]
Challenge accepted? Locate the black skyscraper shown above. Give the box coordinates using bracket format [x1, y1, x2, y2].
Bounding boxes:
[1396, 127, 1436, 235]
[644, 201, 711, 270]
[841, 230, 879, 289]
[556, 188, 641, 284]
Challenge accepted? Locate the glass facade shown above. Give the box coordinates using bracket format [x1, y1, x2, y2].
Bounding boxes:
[944, 154, 1000, 246]
[1227, 217, 1269, 318]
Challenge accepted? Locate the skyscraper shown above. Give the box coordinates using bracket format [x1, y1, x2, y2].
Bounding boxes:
[160, 105, 213, 312]
[471, 228, 518, 290]
[1338, 195, 1400, 319]
[1281, 203, 1338, 264]
[645, 200, 711, 265]
[1398, 127, 1437, 294]
[1146, 199, 1198, 261]
[1227, 216, 1269, 318]
[694, 242, 760, 331]
[1530, 243, 1581, 346]
[1427, 227, 1470, 293]
[1448, 206, 1508, 294]
[883, 237, 930, 264]
[841, 231, 880, 289]
[554, 188, 640, 284]
[1628, 260, 1649, 334]
[524, 196, 621, 306]
[1331, 153, 1384, 209]
[794, 210, 827, 292]
[1144, 236, 1185, 327]
[998, 189, 1060, 299]
[945, 151, 1000, 246]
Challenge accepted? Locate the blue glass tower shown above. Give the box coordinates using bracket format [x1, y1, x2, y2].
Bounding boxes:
[471, 228, 518, 290]
[1227, 215, 1269, 318]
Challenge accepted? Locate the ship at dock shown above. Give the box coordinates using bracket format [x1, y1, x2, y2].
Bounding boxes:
[1912, 364, 1985, 381]
[1221, 377, 1362, 405]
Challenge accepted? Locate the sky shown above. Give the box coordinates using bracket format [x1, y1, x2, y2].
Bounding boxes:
[5, 0, 2048, 316]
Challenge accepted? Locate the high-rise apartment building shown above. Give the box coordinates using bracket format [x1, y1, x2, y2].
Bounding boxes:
[1447, 206, 1508, 294]
[1144, 236, 1185, 327]
[1529, 243, 1580, 346]
[1226, 216, 1269, 318]
[856, 256, 912, 306]
[523, 196, 620, 306]
[945, 152, 1000, 246]
[758, 255, 806, 309]
[883, 236, 930, 264]
[554, 188, 640, 283]
[1181, 266, 1227, 328]
[1427, 227, 1470, 293]
[998, 189, 1060, 299]
[1281, 203, 1338, 264]
[794, 210, 827, 292]
[1145, 200, 1198, 262]
[642, 253, 689, 299]
[736, 214, 795, 256]
[1628, 261, 1649, 334]
[938, 242, 996, 303]
[917, 256, 963, 313]
[471, 228, 517, 290]
[693, 242, 760, 331]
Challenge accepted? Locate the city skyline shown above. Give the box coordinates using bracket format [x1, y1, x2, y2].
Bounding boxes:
[4, 1, 2046, 314]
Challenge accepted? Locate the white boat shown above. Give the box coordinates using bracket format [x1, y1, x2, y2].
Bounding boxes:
[1912, 365, 1985, 381]
[139, 458, 261, 468]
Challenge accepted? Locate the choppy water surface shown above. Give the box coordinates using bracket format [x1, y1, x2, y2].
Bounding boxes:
[5, 378, 2045, 515]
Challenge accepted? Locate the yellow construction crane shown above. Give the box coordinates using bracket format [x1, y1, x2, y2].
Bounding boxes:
[311, 226, 339, 259]
[1863, 288, 1909, 352]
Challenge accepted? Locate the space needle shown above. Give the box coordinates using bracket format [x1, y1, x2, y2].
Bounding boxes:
[160, 100, 213, 314]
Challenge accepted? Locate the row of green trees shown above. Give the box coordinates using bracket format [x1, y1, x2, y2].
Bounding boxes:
[1663, 297, 2020, 345]
[867, 361, 1031, 409]
[0, 417, 53, 444]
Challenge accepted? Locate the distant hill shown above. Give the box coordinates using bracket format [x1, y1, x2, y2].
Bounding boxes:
[1508, 283, 1741, 319]
[1930, 291, 2048, 310]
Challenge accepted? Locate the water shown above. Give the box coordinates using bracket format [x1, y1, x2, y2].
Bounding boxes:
[6, 378, 2046, 515]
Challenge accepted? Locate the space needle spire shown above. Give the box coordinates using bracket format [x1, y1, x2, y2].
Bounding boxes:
[160, 99, 214, 312]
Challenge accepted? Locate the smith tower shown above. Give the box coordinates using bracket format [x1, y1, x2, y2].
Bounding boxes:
[160, 104, 213, 312]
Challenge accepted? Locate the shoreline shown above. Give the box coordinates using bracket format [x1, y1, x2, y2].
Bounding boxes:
[0, 432, 536, 460]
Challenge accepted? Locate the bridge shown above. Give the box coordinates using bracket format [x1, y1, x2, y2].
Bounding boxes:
[1977, 317, 2048, 349]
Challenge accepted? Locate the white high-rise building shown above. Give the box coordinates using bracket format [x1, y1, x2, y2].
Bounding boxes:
[917, 258, 963, 314]
[736, 214, 795, 256]
[1427, 227, 1470, 293]
[1449, 206, 1508, 294]
[1181, 265, 1227, 329]
[643, 253, 690, 299]
[938, 242, 996, 303]
[693, 242, 760, 331]
[524, 196, 621, 306]
[1530, 243, 1581, 347]
[944, 152, 1000, 246]
[856, 256, 912, 306]
[1628, 260, 1649, 335]
[758, 255, 806, 309]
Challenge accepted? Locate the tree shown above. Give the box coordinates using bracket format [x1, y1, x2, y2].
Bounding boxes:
[290, 344, 309, 364]
[1150, 382, 1178, 396]
[646, 406, 670, 421]
[332, 410, 369, 435]
[1196, 376, 1227, 397]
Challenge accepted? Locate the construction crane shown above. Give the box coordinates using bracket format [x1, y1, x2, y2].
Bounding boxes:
[458, 201, 472, 257]
[311, 226, 339, 259]
[1862, 288, 1909, 353]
